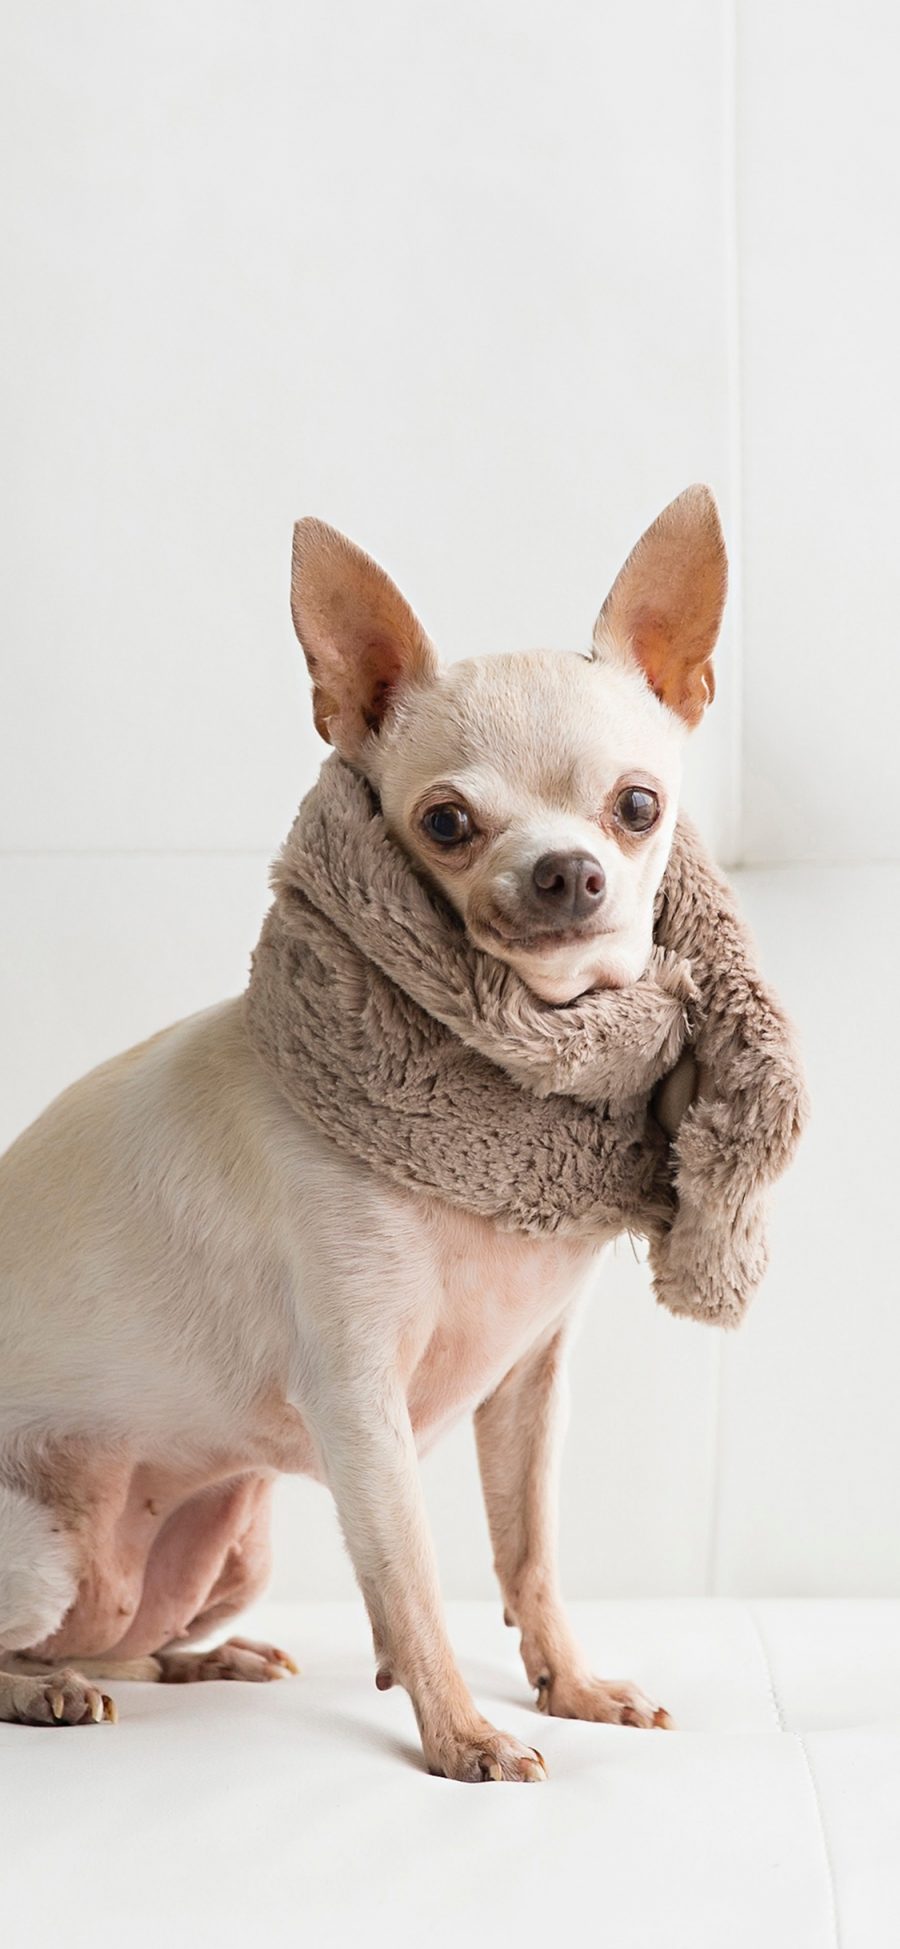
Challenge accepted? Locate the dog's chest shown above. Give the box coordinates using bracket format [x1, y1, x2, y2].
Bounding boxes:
[403, 1205, 606, 1448]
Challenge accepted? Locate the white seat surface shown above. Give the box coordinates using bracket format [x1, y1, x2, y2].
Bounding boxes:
[3, 1598, 898, 1947]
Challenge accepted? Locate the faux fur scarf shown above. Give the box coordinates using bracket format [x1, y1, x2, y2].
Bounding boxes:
[244, 756, 807, 1328]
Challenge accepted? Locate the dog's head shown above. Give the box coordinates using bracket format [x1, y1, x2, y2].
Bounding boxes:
[290, 489, 727, 1003]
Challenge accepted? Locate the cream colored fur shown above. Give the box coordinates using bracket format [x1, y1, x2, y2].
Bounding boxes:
[0, 488, 804, 1777]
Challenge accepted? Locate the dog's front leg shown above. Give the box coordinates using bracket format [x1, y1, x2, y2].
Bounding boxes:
[475, 1328, 671, 1728]
[306, 1370, 546, 1782]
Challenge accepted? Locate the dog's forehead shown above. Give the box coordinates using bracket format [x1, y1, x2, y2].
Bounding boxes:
[399, 650, 677, 803]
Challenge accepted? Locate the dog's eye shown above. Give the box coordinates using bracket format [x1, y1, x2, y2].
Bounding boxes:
[422, 803, 473, 846]
[614, 786, 660, 833]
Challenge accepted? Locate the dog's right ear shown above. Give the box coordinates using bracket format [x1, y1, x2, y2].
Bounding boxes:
[290, 519, 438, 761]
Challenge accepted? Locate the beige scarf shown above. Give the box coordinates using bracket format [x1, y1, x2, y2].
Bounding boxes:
[244, 756, 807, 1328]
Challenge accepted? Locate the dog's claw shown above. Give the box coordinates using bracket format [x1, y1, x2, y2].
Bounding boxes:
[13, 1669, 115, 1727]
[156, 1637, 300, 1686]
[216, 1637, 299, 1683]
[431, 1730, 549, 1783]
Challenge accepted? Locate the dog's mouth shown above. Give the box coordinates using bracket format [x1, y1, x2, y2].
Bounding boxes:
[474, 914, 617, 956]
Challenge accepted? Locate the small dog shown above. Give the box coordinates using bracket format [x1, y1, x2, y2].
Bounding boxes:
[0, 486, 726, 1778]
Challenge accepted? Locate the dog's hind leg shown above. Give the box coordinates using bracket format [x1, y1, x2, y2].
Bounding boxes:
[148, 1634, 299, 1681]
[8, 1473, 296, 1699]
[0, 1483, 77, 1651]
[13, 1636, 298, 1688]
[0, 1482, 117, 1725]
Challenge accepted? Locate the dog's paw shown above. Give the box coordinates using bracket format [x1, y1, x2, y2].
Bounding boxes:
[157, 1636, 299, 1684]
[426, 1724, 547, 1783]
[7, 1666, 117, 1726]
[535, 1672, 671, 1728]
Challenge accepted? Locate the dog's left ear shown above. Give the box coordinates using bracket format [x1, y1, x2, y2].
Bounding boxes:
[291, 518, 438, 760]
[592, 485, 727, 726]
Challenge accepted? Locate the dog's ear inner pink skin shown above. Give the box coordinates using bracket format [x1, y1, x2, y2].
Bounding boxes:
[291, 518, 437, 760]
[592, 484, 727, 726]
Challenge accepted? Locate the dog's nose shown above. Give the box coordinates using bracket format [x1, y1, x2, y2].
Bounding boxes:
[531, 851, 606, 920]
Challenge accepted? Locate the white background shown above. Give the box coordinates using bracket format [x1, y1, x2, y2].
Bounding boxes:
[2, 0, 898, 1600]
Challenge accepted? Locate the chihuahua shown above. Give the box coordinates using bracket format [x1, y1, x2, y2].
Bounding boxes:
[0, 486, 726, 1779]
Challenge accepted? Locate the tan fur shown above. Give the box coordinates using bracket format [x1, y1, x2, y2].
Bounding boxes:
[0, 490, 805, 1776]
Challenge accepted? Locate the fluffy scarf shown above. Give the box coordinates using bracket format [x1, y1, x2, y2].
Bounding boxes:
[244, 756, 807, 1327]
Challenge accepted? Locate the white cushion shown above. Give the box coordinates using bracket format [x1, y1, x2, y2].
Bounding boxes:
[3, 1599, 897, 1947]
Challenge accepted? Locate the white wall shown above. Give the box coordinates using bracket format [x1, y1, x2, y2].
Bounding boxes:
[737, 2, 900, 864]
[2, 1, 899, 1600]
[0, 0, 739, 860]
